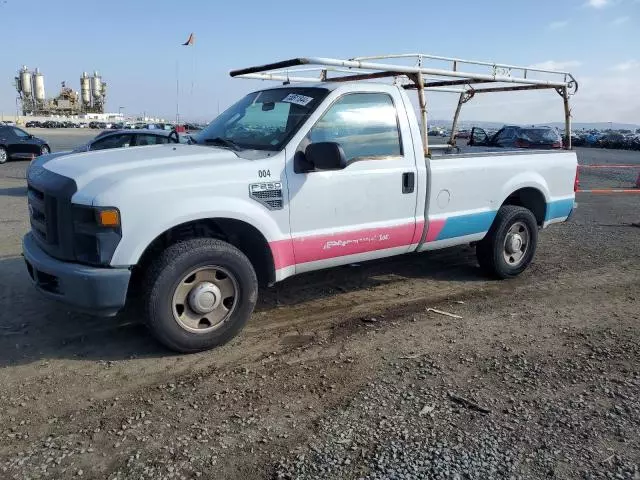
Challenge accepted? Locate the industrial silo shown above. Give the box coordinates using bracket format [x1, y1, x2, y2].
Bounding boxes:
[33, 68, 46, 103]
[19, 66, 33, 98]
[80, 72, 91, 106]
[91, 71, 102, 99]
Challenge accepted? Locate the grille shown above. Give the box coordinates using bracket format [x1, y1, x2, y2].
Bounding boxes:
[26, 166, 77, 261]
[249, 182, 284, 211]
[252, 190, 280, 200]
[28, 185, 55, 244]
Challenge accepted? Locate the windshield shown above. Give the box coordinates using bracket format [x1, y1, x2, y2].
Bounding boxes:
[194, 87, 329, 151]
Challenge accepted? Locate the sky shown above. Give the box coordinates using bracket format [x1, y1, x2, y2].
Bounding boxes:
[0, 0, 639, 125]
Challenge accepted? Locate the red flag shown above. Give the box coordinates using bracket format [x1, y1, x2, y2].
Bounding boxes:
[182, 33, 195, 46]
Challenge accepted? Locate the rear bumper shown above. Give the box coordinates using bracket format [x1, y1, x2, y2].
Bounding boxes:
[22, 233, 131, 317]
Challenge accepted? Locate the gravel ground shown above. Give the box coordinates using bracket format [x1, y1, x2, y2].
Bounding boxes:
[0, 141, 638, 479]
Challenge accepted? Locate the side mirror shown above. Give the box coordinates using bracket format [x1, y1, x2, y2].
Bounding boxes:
[304, 142, 347, 171]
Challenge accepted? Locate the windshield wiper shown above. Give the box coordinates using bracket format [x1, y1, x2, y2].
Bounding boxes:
[204, 137, 241, 151]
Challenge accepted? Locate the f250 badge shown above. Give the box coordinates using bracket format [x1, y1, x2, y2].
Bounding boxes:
[249, 182, 282, 193]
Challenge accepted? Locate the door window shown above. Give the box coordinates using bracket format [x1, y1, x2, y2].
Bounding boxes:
[12, 127, 29, 138]
[308, 93, 402, 161]
[135, 134, 168, 146]
[494, 128, 516, 144]
[90, 134, 132, 150]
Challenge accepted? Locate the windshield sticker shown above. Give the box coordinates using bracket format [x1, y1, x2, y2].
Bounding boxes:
[282, 93, 314, 106]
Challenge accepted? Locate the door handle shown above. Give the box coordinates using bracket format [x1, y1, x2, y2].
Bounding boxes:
[402, 172, 415, 194]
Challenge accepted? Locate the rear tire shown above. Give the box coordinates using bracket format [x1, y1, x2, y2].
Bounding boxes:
[0, 146, 7, 164]
[40, 145, 50, 155]
[143, 238, 258, 353]
[476, 205, 538, 279]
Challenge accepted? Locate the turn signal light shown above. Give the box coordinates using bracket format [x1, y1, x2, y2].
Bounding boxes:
[97, 209, 120, 227]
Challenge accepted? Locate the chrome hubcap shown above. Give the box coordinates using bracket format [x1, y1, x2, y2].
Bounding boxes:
[172, 266, 238, 333]
[188, 282, 221, 314]
[503, 221, 530, 266]
[0, 149, 6, 161]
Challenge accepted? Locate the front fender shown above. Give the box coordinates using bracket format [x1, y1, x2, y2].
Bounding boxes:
[110, 196, 286, 266]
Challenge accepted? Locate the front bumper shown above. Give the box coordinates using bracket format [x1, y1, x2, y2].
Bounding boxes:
[22, 233, 131, 317]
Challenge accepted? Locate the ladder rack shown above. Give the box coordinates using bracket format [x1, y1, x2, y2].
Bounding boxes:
[230, 54, 578, 153]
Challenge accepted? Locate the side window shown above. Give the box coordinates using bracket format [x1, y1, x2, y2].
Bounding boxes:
[308, 93, 401, 161]
[12, 127, 29, 138]
[496, 128, 516, 143]
[155, 135, 170, 145]
[90, 134, 132, 151]
[134, 134, 164, 146]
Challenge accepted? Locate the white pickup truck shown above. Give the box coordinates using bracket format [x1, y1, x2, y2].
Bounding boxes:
[23, 54, 579, 352]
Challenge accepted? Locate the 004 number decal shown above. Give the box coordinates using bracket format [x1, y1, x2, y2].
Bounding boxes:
[258, 169, 271, 178]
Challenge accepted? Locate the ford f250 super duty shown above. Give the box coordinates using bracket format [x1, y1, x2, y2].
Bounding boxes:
[23, 54, 579, 352]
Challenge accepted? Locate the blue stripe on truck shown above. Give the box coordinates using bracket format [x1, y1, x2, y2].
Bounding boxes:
[545, 198, 574, 221]
[434, 198, 574, 242]
[436, 210, 497, 240]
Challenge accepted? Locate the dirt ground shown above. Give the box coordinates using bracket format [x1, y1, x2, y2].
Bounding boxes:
[0, 139, 639, 479]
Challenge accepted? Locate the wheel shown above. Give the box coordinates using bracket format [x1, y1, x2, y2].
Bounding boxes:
[0, 146, 7, 164]
[476, 205, 538, 279]
[40, 145, 50, 155]
[143, 238, 258, 353]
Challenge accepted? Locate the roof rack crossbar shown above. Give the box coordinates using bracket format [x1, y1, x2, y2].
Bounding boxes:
[351, 53, 575, 77]
[230, 56, 577, 92]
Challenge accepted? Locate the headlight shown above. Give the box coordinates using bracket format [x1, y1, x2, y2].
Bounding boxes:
[72, 205, 122, 265]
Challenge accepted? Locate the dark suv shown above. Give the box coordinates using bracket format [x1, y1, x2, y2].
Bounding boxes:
[469, 125, 563, 149]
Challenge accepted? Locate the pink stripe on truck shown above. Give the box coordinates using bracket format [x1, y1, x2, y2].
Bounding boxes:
[270, 220, 424, 270]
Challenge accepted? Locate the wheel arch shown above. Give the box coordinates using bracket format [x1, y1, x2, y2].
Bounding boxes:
[134, 217, 277, 288]
[499, 173, 550, 226]
[501, 187, 547, 226]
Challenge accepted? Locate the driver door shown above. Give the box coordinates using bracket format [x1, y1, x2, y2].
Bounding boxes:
[9, 127, 39, 157]
[285, 90, 419, 273]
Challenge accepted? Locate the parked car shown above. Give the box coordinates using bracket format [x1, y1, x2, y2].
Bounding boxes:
[455, 129, 471, 139]
[469, 125, 563, 149]
[23, 53, 578, 352]
[41, 120, 64, 128]
[25, 121, 42, 128]
[0, 125, 50, 164]
[2, 120, 17, 126]
[71, 129, 189, 152]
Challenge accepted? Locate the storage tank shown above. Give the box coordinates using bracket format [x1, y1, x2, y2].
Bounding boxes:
[80, 72, 91, 104]
[19, 66, 32, 97]
[91, 71, 102, 99]
[33, 68, 45, 102]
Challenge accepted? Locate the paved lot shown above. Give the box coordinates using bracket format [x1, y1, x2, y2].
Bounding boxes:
[0, 139, 638, 479]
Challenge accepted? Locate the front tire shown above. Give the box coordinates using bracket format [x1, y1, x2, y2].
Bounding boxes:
[40, 145, 50, 155]
[143, 238, 258, 353]
[476, 205, 538, 279]
[0, 146, 7, 164]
